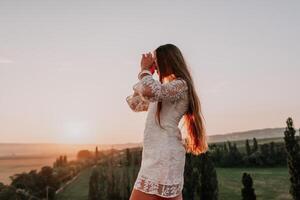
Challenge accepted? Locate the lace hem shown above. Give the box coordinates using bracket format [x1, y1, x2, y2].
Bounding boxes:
[133, 174, 182, 198]
[126, 94, 149, 112]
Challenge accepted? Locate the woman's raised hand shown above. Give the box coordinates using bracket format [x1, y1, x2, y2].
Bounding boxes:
[140, 52, 155, 71]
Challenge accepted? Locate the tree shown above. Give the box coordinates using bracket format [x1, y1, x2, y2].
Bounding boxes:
[77, 150, 93, 160]
[241, 172, 256, 200]
[89, 167, 100, 200]
[39, 166, 60, 199]
[252, 138, 258, 153]
[199, 151, 219, 200]
[125, 148, 131, 166]
[0, 185, 18, 200]
[10, 166, 59, 200]
[269, 141, 276, 165]
[95, 146, 99, 161]
[284, 117, 300, 200]
[53, 155, 68, 168]
[245, 139, 251, 156]
[183, 153, 196, 200]
[63, 155, 67, 165]
[10, 170, 43, 197]
[260, 143, 270, 165]
[223, 142, 228, 154]
[221, 142, 243, 167]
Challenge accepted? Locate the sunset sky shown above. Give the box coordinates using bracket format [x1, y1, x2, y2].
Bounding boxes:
[0, 0, 299, 144]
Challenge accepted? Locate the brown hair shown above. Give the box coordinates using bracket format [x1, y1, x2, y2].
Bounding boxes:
[154, 43, 208, 155]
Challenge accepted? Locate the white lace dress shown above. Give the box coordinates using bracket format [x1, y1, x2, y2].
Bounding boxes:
[126, 70, 189, 198]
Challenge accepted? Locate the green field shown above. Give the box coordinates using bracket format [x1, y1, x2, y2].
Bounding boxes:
[56, 166, 291, 200]
[56, 167, 92, 200]
[217, 167, 291, 200]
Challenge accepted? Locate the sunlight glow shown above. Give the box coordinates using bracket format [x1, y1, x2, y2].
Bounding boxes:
[61, 121, 89, 144]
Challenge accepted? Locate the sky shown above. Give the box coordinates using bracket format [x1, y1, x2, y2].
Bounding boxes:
[0, 0, 299, 144]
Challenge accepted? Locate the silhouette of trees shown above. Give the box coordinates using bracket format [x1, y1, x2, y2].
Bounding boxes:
[77, 150, 93, 160]
[39, 166, 60, 199]
[284, 117, 300, 200]
[9, 166, 59, 200]
[252, 138, 258, 153]
[209, 137, 287, 168]
[183, 153, 197, 200]
[125, 148, 131, 166]
[241, 172, 256, 200]
[0, 183, 18, 200]
[198, 151, 218, 200]
[95, 146, 99, 162]
[180, 151, 219, 200]
[245, 139, 251, 156]
[53, 155, 68, 168]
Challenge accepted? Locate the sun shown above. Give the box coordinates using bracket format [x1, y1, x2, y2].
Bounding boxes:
[61, 121, 89, 144]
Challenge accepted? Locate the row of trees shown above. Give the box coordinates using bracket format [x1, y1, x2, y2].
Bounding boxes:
[88, 147, 141, 200]
[87, 146, 263, 200]
[88, 117, 300, 200]
[1, 116, 298, 199]
[240, 117, 300, 200]
[0, 165, 63, 199]
[0, 147, 102, 200]
[53, 155, 68, 168]
[210, 137, 288, 167]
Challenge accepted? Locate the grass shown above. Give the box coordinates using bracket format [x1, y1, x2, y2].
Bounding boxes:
[56, 166, 292, 200]
[217, 167, 292, 200]
[56, 167, 92, 200]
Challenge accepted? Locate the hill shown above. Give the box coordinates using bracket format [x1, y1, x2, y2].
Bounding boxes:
[207, 127, 287, 143]
[0, 127, 292, 158]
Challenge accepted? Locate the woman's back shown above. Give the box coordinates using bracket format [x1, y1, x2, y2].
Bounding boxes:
[144, 91, 189, 143]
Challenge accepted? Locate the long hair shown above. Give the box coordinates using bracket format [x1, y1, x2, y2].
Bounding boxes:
[154, 43, 208, 155]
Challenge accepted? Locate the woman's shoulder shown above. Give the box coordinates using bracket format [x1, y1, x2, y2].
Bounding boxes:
[174, 77, 188, 90]
[176, 77, 186, 83]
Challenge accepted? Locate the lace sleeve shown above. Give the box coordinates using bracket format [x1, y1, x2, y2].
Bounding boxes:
[132, 73, 188, 102]
[126, 91, 150, 112]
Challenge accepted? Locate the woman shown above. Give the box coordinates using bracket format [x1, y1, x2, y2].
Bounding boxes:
[126, 44, 208, 200]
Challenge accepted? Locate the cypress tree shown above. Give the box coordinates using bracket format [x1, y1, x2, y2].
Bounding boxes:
[284, 117, 300, 199]
[199, 151, 219, 200]
[241, 172, 256, 200]
[95, 146, 99, 161]
[252, 138, 258, 153]
[227, 141, 232, 150]
[223, 142, 228, 154]
[269, 142, 276, 166]
[63, 155, 67, 166]
[183, 153, 195, 200]
[245, 139, 251, 156]
[125, 148, 131, 166]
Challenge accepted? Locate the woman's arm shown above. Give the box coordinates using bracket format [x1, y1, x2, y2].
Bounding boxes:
[133, 69, 188, 102]
[126, 91, 150, 112]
